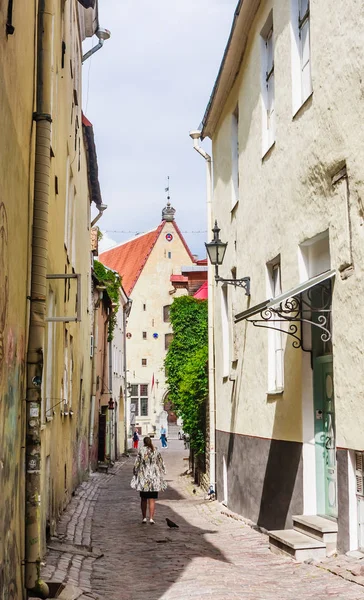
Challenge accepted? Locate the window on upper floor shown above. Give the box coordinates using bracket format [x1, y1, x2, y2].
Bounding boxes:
[260, 11, 275, 156]
[165, 333, 174, 351]
[267, 258, 284, 393]
[143, 303, 146, 311]
[231, 106, 239, 208]
[291, 0, 312, 114]
[163, 305, 171, 322]
[130, 384, 149, 417]
[142, 331, 147, 340]
[141, 358, 147, 366]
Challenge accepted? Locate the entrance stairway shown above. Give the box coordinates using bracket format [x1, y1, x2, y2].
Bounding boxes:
[167, 424, 180, 439]
[269, 515, 338, 562]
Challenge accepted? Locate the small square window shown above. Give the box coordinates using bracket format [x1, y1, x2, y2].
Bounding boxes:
[163, 305, 171, 322]
[142, 331, 147, 339]
[141, 358, 147, 366]
[165, 333, 174, 350]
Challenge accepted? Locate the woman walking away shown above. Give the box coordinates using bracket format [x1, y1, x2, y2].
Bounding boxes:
[132, 429, 139, 449]
[130, 437, 167, 524]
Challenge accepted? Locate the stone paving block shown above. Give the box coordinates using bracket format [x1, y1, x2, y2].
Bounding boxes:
[41, 445, 364, 600]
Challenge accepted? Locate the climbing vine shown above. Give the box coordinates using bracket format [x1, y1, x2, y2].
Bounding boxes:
[93, 260, 121, 341]
[165, 295, 208, 455]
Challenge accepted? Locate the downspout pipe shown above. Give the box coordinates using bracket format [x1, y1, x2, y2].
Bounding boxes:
[189, 131, 216, 492]
[25, 0, 54, 596]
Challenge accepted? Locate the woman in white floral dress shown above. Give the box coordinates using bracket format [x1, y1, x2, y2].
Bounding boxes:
[131, 436, 167, 524]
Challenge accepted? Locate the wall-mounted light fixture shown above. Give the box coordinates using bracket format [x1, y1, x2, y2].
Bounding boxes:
[205, 221, 250, 296]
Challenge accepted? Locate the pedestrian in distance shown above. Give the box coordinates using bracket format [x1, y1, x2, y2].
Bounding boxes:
[130, 436, 167, 524]
[132, 429, 139, 450]
[160, 425, 168, 448]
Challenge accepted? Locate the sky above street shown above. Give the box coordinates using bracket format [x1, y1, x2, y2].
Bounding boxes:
[83, 0, 237, 259]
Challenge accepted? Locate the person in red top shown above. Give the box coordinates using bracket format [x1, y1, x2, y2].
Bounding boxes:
[132, 429, 139, 449]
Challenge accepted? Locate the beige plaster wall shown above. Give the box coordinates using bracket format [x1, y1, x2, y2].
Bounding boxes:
[210, 0, 364, 448]
[126, 221, 194, 435]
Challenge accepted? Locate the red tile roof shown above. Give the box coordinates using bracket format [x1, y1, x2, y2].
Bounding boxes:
[99, 221, 195, 296]
[193, 281, 208, 300]
[100, 224, 164, 295]
[170, 275, 189, 283]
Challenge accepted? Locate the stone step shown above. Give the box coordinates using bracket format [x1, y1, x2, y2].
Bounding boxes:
[293, 515, 337, 555]
[269, 529, 327, 562]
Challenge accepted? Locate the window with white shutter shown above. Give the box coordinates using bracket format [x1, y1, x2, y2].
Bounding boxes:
[260, 12, 275, 156]
[291, 0, 313, 114]
[267, 258, 284, 392]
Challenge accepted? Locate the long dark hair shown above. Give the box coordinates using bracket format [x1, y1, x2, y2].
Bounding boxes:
[143, 436, 154, 452]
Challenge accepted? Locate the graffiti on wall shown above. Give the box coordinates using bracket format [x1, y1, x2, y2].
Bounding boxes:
[0, 203, 25, 599]
[0, 203, 9, 374]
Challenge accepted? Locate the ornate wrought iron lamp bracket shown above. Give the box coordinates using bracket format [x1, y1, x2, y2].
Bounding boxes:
[215, 269, 250, 296]
[246, 289, 332, 351]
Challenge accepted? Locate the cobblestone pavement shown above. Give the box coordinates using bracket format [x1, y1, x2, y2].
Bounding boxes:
[42, 440, 364, 600]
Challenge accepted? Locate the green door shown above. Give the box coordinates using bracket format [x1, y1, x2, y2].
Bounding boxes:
[314, 355, 337, 518]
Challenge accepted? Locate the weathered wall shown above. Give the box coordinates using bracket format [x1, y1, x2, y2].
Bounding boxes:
[0, 1, 37, 595]
[38, 0, 93, 547]
[216, 430, 303, 530]
[211, 0, 364, 451]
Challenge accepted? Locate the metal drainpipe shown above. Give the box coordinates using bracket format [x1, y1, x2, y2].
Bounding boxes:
[89, 298, 100, 452]
[25, 0, 53, 596]
[108, 336, 114, 462]
[190, 132, 216, 491]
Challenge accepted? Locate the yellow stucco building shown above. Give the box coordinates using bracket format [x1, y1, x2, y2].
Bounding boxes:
[0, 1, 109, 596]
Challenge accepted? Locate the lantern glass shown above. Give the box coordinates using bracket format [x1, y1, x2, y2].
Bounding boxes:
[205, 220, 228, 266]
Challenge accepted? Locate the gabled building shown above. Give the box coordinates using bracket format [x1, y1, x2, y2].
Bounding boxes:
[100, 203, 196, 438]
[194, 0, 364, 559]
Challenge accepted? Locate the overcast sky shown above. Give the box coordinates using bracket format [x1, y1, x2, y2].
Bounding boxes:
[83, 0, 237, 259]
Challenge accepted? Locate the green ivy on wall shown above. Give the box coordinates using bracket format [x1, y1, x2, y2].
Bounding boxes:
[165, 295, 208, 455]
[93, 260, 121, 341]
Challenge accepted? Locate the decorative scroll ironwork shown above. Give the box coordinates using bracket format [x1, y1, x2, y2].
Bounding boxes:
[246, 281, 332, 351]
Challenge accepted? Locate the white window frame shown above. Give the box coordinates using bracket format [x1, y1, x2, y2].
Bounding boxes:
[231, 106, 239, 208]
[221, 285, 230, 378]
[130, 384, 149, 417]
[260, 12, 275, 156]
[267, 259, 284, 393]
[291, 0, 312, 115]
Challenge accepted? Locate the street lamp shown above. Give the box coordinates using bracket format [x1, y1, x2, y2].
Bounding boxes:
[205, 221, 250, 296]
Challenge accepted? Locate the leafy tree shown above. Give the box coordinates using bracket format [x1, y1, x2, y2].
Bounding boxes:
[165, 296, 208, 454]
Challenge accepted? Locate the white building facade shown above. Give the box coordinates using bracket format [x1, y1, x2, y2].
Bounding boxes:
[100, 204, 195, 439]
[197, 0, 364, 555]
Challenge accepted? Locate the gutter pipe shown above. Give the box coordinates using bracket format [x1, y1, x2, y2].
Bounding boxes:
[189, 131, 216, 492]
[25, 0, 54, 596]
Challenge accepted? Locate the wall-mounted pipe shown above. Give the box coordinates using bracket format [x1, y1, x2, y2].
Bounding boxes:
[189, 130, 216, 492]
[91, 203, 107, 227]
[25, 0, 54, 597]
[82, 28, 111, 64]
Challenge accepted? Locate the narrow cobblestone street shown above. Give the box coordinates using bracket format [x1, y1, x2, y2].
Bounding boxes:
[42, 441, 364, 600]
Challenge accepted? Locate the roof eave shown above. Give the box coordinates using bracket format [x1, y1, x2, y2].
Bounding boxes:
[82, 114, 103, 208]
[201, 0, 261, 140]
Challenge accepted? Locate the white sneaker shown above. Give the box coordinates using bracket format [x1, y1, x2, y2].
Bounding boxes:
[150, 519, 155, 524]
[142, 518, 147, 524]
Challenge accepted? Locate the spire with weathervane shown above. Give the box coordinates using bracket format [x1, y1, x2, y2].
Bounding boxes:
[162, 176, 176, 222]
